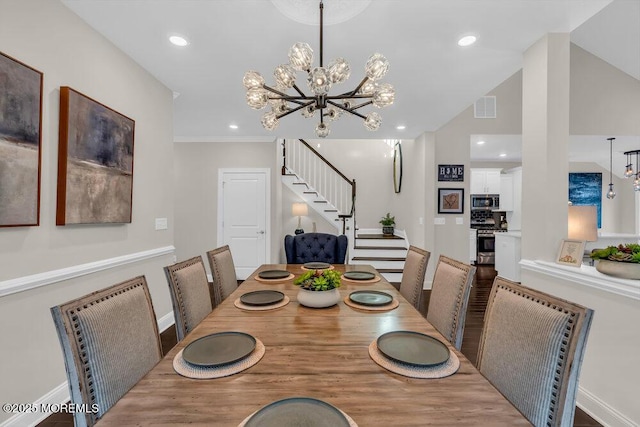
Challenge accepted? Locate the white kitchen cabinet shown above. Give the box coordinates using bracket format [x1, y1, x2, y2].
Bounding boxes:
[504, 167, 522, 230]
[470, 168, 502, 194]
[499, 174, 514, 211]
[470, 229, 477, 263]
[495, 232, 521, 282]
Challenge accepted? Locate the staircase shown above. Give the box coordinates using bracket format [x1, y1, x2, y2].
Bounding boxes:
[350, 229, 408, 286]
[282, 139, 409, 284]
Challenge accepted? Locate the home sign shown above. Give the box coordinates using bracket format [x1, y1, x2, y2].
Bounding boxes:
[438, 164, 464, 182]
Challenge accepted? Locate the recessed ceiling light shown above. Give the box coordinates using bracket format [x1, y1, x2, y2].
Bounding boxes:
[477, 140, 486, 145]
[396, 125, 406, 130]
[229, 124, 238, 130]
[169, 35, 189, 47]
[458, 35, 477, 47]
[499, 153, 507, 157]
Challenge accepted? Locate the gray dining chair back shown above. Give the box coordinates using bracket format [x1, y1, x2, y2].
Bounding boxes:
[426, 255, 476, 350]
[398, 245, 430, 310]
[477, 277, 594, 427]
[50, 276, 162, 427]
[206, 245, 239, 306]
[164, 256, 213, 341]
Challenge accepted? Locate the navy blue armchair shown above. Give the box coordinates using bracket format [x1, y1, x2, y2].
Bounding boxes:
[284, 233, 348, 264]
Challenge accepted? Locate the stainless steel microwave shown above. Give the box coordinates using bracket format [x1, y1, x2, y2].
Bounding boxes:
[471, 195, 499, 210]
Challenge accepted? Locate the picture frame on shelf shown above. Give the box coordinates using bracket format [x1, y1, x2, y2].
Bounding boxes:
[437, 188, 464, 214]
[0, 51, 43, 227]
[556, 239, 586, 268]
[56, 86, 135, 225]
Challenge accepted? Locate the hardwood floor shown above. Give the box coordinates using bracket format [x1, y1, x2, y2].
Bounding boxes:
[37, 266, 601, 427]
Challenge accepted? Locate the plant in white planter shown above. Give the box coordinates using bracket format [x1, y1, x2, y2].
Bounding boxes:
[294, 269, 342, 308]
[590, 244, 640, 279]
[379, 212, 395, 236]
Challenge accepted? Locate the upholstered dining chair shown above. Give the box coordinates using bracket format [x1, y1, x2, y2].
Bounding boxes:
[284, 232, 348, 264]
[164, 256, 213, 341]
[398, 245, 430, 310]
[477, 277, 594, 427]
[426, 255, 476, 351]
[50, 276, 162, 427]
[206, 245, 239, 306]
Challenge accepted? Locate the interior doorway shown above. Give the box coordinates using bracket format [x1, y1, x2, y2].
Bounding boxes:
[217, 169, 271, 279]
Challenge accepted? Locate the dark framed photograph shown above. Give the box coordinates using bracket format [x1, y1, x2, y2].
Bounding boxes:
[438, 164, 464, 182]
[56, 87, 135, 225]
[438, 188, 464, 214]
[0, 51, 43, 227]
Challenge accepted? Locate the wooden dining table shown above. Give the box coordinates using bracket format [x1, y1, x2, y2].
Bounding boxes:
[96, 264, 530, 426]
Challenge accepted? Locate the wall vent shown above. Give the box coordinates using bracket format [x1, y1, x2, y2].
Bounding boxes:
[474, 96, 496, 118]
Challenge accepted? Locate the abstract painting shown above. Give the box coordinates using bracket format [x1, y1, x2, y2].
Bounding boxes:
[569, 172, 602, 228]
[0, 51, 43, 227]
[57, 87, 135, 225]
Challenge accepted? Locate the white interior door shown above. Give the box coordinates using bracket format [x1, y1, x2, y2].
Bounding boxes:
[218, 169, 270, 280]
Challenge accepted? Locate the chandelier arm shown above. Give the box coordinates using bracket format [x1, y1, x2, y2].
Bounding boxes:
[347, 77, 369, 97]
[292, 84, 307, 98]
[326, 100, 366, 119]
[326, 94, 373, 100]
[275, 100, 315, 120]
[348, 100, 374, 111]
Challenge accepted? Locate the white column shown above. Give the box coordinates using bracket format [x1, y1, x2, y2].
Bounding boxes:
[521, 34, 570, 261]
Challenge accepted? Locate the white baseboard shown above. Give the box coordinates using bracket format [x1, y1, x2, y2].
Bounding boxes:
[0, 245, 176, 298]
[577, 386, 637, 427]
[0, 311, 175, 427]
[0, 383, 68, 427]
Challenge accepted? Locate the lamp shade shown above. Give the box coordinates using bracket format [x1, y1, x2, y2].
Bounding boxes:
[292, 202, 308, 216]
[568, 205, 598, 242]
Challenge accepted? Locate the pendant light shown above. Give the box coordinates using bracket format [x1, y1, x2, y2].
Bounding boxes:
[606, 137, 616, 199]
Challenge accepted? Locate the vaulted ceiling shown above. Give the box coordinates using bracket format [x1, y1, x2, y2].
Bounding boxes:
[61, 0, 637, 144]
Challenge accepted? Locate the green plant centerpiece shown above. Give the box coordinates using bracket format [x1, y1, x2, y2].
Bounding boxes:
[379, 212, 395, 236]
[590, 244, 640, 279]
[294, 269, 342, 308]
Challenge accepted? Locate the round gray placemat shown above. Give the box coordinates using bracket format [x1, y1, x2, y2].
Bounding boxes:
[173, 338, 265, 379]
[368, 340, 459, 378]
[341, 275, 381, 284]
[254, 273, 295, 283]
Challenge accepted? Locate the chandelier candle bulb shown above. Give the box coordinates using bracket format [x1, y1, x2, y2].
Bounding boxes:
[244, 0, 395, 138]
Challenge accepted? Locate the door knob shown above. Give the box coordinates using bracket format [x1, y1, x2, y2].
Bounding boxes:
[257, 230, 265, 234]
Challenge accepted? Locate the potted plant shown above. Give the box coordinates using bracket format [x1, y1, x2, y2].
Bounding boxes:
[379, 212, 395, 236]
[294, 269, 342, 308]
[590, 244, 640, 279]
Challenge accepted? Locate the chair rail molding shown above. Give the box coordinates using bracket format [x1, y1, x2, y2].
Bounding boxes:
[0, 246, 176, 298]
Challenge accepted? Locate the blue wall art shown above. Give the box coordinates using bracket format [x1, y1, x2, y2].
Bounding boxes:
[569, 172, 602, 228]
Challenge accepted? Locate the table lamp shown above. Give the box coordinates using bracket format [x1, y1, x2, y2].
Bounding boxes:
[292, 202, 308, 235]
[568, 205, 598, 242]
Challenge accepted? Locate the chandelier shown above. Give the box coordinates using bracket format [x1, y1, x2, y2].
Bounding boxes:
[243, 0, 395, 138]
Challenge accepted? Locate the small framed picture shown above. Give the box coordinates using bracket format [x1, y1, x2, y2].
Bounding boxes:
[438, 188, 464, 214]
[556, 239, 586, 267]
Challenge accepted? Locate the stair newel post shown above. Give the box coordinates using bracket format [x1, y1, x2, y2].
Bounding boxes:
[281, 140, 287, 175]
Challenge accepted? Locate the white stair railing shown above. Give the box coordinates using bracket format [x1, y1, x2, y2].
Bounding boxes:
[282, 139, 356, 234]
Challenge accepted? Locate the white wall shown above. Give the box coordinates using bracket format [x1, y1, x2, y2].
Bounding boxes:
[0, 0, 174, 424]
[173, 140, 281, 266]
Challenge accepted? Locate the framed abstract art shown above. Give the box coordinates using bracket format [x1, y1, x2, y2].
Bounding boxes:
[56, 87, 135, 225]
[0, 51, 43, 227]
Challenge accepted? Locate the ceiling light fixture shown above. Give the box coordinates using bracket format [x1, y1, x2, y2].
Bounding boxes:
[623, 146, 640, 192]
[499, 153, 507, 157]
[606, 137, 616, 199]
[169, 35, 189, 47]
[396, 125, 406, 130]
[458, 35, 477, 47]
[477, 140, 486, 145]
[229, 124, 239, 130]
[243, 0, 394, 138]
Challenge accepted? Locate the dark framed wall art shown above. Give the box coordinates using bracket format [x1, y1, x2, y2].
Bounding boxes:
[438, 188, 464, 214]
[56, 87, 135, 225]
[0, 51, 43, 227]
